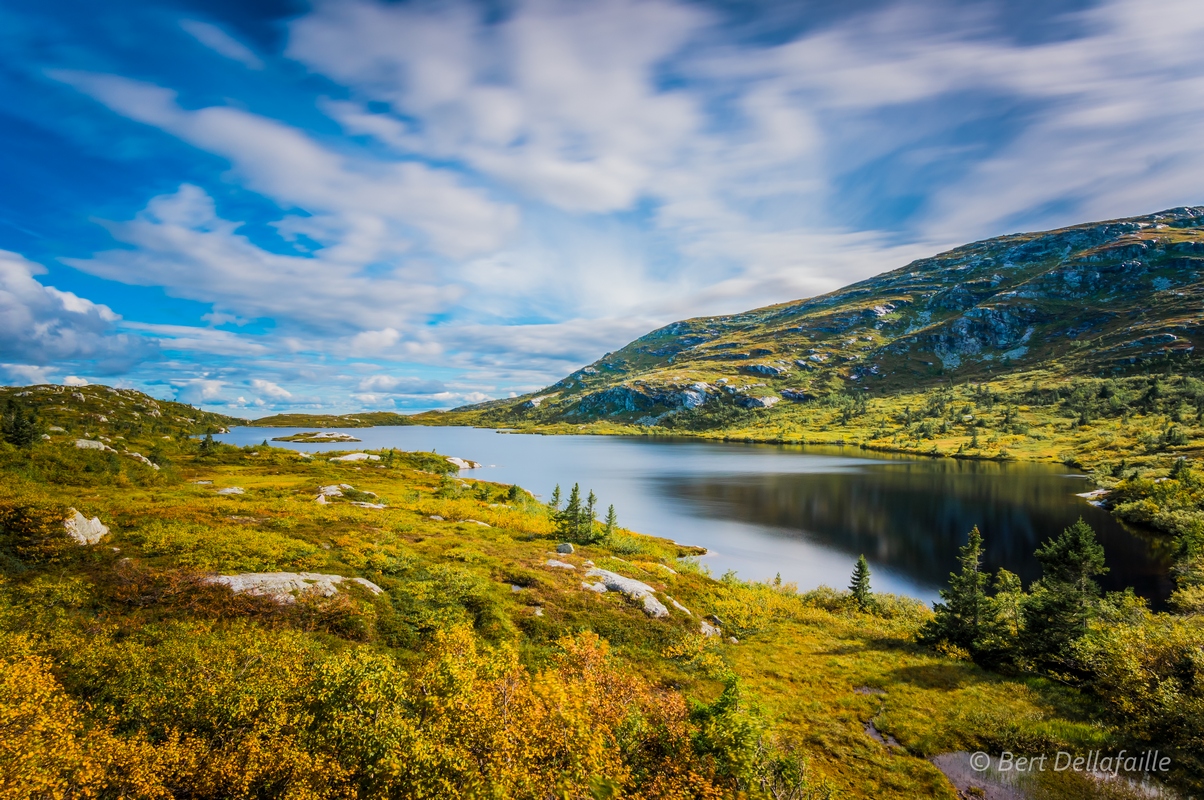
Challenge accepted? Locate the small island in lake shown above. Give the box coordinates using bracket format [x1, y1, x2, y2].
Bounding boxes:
[271, 431, 362, 443]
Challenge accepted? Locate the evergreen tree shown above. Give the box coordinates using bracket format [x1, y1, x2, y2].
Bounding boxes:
[2, 400, 40, 448]
[1022, 518, 1109, 670]
[586, 491, 598, 541]
[548, 484, 562, 511]
[848, 555, 872, 611]
[920, 527, 991, 652]
[604, 504, 618, 537]
[557, 484, 583, 542]
[199, 433, 215, 454]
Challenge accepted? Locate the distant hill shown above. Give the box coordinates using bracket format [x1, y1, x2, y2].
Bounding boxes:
[457, 207, 1204, 427]
[0, 383, 241, 437]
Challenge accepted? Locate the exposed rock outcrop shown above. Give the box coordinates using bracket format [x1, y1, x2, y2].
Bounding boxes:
[207, 572, 384, 603]
[584, 568, 668, 618]
[63, 509, 108, 545]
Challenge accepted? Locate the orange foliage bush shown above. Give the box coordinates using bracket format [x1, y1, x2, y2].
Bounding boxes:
[1, 624, 739, 799]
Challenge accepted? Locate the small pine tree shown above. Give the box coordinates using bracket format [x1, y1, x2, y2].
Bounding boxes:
[2, 401, 40, 448]
[586, 491, 598, 541]
[1022, 518, 1109, 669]
[604, 504, 618, 537]
[848, 555, 872, 611]
[548, 484, 562, 511]
[558, 484, 583, 541]
[199, 433, 215, 454]
[920, 526, 993, 654]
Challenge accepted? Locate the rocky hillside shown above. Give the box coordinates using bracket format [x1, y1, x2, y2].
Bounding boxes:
[462, 207, 1204, 426]
[0, 383, 241, 438]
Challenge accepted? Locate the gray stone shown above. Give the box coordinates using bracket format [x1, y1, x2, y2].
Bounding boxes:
[63, 509, 108, 545]
[669, 596, 692, 615]
[216, 487, 244, 495]
[556, 542, 575, 554]
[74, 439, 113, 451]
[125, 451, 159, 470]
[545, 559, 576, 570]
[700, 620, 721, 637]
[329, 453, 380, 462]
[582, 581, 608, 593]
[584, 568, 669, 618]
[206, 572, 384, 604]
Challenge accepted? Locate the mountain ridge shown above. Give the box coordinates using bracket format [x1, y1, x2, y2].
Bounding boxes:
[456, 206, 1204, 427]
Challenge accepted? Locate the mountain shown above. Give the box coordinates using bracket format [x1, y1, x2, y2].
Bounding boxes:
[460, 207, 1204, 427]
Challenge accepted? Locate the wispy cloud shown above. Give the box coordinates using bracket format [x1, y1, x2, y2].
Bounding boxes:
[2, 0, 1202, 411]
[179, 20, 264, 70]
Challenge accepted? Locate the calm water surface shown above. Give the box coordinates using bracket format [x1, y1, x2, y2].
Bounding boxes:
[218, 426, 1174, 604]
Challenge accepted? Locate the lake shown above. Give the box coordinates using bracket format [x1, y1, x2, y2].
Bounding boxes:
[217, 426, 1174, 604]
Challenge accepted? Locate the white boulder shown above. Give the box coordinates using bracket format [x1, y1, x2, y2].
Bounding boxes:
[63, 509, 108, 545]
[446, 456, 481, 470]
[74, 439, 113, 452]
[584, 568, 669, 618]
[207, 572, 384, 604]
[217, 487, 244, 495]
[546, 559, 576, 570]
[125, 452, 159, 470]
[669, 597, 692, 616]
[330, 453, 380, 462]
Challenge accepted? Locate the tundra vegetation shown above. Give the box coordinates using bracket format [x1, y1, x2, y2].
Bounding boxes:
[0, 383, 1198, 800]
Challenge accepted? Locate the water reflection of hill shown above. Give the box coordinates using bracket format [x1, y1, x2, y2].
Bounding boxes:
[654, 461, 1175, 603]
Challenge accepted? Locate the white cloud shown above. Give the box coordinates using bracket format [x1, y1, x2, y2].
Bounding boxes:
[180, 19, 264, 70]
[251, 378, 292, 399]
[0, 250, 149, 371]
[173, 378, 225, 405]
[63, 184, 461, 332]
[349, 327, 401, 355]
[63, 376, 89, 386]
[54, 70, 518, 260]
[0, 364, 54, 385]
[356, 374, 446, 394]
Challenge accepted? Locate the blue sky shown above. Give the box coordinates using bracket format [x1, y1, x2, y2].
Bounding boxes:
[3, 0, 1203, 414]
